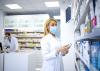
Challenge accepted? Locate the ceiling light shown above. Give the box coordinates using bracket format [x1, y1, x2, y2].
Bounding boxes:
[44, 1, 59, 7]
[35, 68, 41, 71]
[53, 16, 61, 19]
[5, 4, 22, 9]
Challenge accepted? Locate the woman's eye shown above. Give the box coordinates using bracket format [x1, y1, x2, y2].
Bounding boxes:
[51, 24, 57, 26]
[52, 24, 55, 26]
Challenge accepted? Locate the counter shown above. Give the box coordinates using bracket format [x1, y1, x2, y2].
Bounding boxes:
[0, 49, 36, 71]
[0, 53, 3, 71]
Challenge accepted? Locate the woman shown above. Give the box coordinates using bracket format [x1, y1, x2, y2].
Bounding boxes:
[41, 18, 71, 71]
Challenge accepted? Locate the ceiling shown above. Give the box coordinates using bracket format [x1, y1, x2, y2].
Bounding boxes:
[0, 0, 71, 17]
[0, 0, 60, 17]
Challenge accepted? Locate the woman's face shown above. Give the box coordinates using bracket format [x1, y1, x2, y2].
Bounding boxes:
[48, 20, 57, 30]
[49, 20, 57, 26]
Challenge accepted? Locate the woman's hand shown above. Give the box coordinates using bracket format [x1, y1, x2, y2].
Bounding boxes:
[61, 46, 69, 56]
[57, 44, 71, 56]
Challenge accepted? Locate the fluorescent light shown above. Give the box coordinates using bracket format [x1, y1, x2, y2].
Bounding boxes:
[53, 16, 61, 19]
[44, 1, 59, 7]
[35, 68, 42, 71]
[5, 4, 22, 9]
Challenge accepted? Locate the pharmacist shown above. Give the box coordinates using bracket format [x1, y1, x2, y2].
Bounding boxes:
[41, 18, 71, 71]
[4, 32, 19, 52]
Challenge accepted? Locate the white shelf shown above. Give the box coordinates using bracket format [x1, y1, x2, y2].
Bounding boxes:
[75, 49, 90, 69]
[75, 0, 91, 32]
[7, 31, 44, 34]
[16, 36, 42, 38]
[75, 28, 100, 41]
[19, 45, 41, 48]
[18, 40, 40, 43]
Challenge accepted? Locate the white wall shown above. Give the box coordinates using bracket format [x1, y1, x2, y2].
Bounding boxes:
[0, 10, 4, 71]
[0, 11, 4, 43]
[59, 1, 76, 71]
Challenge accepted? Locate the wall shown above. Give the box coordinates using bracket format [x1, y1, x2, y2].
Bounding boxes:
[0, 11, 4, 43]
[0, 10, 4, 71]
[59, 1, 76, 71]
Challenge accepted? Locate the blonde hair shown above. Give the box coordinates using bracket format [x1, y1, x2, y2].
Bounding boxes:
[44, 18, 57, 36]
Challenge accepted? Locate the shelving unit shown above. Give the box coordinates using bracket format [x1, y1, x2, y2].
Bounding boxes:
[5, 29, 44, 48]
[72, 0, 100, 71]
[75, 37, 100, 71]
[4, 14, 50, 49]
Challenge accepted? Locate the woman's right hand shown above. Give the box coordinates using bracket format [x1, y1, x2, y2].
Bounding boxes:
[57, 44, 71, 55]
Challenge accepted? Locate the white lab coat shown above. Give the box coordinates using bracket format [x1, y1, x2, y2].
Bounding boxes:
[41, 34, 64, 71]
[4, 36, 18, 52]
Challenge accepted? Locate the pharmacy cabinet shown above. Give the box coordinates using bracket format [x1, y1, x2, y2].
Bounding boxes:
[4, 14, 49, 48]
[5, 29, 44, 48]
[75, 35, 100, 71]
[72, 0, 100, 71]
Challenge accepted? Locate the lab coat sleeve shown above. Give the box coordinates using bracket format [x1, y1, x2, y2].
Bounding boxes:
[14, 37, 19, 51]
[41, 39, 58, 61]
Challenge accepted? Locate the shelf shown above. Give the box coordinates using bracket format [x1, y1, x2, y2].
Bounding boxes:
[76, 29, 100, 41]
[75, 49, 90, 69]
[26, 32, 44, 33]
[6, 31, 44, 34]
[16, 36, 42, 38]
[75, 0, 91, 32]
[19, 45, 41, 48]
[18, 41, 40, 43]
